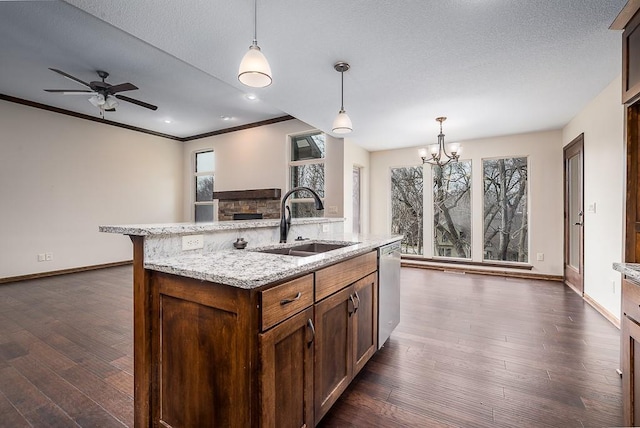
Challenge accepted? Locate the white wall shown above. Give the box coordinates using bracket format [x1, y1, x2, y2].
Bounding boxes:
[0, 100, 184, 278]
[370, 130, 564, 275]
[181, 119, 346, 221]
[562, 75, 625, 320]
[343, 138, 370, 234]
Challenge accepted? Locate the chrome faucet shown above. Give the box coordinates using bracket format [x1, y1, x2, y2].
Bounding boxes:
[280, 187, 324, 243]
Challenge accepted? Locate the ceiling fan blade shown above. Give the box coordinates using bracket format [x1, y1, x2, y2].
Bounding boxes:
[108, 83, 138, 94]
[44, 89, 94, 94]
[49, 68, 91, 88]
[115, 94, 158, 111]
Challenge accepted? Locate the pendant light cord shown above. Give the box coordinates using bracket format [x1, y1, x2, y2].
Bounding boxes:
[253, 0, 258, 45]
[340, 70, 344, 111]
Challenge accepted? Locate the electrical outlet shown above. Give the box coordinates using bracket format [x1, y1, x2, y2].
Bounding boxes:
[45, 253, 53, 261]
[536, 253, 544, 261]
[37, 253, 45, 262]
[182, 234, 204, 251]
[322, 224, 330, 233]
[328, 206, 338, 215]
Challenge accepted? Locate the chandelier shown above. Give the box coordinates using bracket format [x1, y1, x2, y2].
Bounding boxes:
[419, 117, 461, 167]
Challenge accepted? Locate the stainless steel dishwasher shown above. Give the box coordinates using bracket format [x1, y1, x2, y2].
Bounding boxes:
[378, 241, 401, 348]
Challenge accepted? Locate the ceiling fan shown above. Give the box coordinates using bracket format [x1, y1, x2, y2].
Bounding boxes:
[44, 68, 158, 113]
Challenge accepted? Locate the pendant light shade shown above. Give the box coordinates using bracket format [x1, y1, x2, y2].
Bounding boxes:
[238, 45, 272, 88]
[332, 110, 352, 134]
[332, 62, 352, 134]
[238, 0, 272, 88]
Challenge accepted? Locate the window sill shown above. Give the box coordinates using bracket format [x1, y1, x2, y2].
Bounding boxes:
[401, 255, 533, 270]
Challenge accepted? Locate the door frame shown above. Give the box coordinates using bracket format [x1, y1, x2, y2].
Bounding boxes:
[564, 133, 584, 295]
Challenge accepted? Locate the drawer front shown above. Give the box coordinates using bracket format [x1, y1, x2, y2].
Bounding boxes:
[261, 274, 314, 330]
[315, 251, 377, 301]
[624, 278, 640, 322]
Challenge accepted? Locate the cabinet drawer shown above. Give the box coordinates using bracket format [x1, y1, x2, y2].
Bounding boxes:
[623, 278, 640, 322]
[261, 274, 314, 330]
[315, 251, 377, 301]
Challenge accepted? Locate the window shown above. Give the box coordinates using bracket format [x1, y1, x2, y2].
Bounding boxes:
[289, 133, 325, 217]
[483, 157, 528, 262]
[194, 150, 214, 222]
[391, 166, 423, 255]
[433, 161, 472, 259]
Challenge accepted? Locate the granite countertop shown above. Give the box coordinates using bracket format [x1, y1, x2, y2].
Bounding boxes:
[146, 235, 402, 289]
[99, 217, 343, 236]
[614, 262, 640, 282]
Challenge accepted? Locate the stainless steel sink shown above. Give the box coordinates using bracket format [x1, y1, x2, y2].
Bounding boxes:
[254, 242, 354, 257]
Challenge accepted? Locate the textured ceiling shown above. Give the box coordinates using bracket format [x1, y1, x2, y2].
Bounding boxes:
[0, 0, 627, 150]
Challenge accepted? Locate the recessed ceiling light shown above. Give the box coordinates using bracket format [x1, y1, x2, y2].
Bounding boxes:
[245, 94, 257, 101]
[221, 115, 232, 121]
[164, 119, 172, 124]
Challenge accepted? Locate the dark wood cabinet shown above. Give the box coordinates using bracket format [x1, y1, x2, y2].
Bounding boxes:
[614, 4, 640, 424]
[314, 285, 354, 424]
[313, 271, 378, 425]
[152, 271, 254, 428]
[623, 278, 640, 426]
[136, 249, 379, 428]
[259, 307, 315, 428]
[353, 272, 378, 375]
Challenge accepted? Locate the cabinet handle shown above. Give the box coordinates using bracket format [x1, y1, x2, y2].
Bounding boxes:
[280, 292, 301, 305]
[354, 291, 360, 313]
[348, 294, 356, 316]
[307, 319, 315, 347]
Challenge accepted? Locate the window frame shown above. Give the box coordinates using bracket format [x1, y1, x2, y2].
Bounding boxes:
[431, 160, 473, 261]
[288, 131, 326, 218]
[481, 155, 530, 265]
[193, 149, 215, 223]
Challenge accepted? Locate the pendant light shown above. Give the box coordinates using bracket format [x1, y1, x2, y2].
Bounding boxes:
[238, 0, 272, 88]
[332, 62, 352, 134]
[419, 117, 461, 167]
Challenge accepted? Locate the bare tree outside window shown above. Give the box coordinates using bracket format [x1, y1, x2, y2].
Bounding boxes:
[433, 161, 472, 258]
[391, 167, 423, 255]
[483, 157, 528, 262]
[289, 133, 325, 217]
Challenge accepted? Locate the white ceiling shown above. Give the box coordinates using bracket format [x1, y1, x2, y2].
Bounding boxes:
[0, 0, 627, 150]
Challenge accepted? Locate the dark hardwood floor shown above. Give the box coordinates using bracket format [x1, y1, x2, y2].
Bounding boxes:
[0, 266, 622, 427]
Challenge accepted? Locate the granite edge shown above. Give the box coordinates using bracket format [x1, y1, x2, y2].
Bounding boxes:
[99, 217, 345, 236]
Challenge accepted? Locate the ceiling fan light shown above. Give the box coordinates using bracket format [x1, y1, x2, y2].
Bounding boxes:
[104, 96, 119, 110]
[88, 93, 105, 107]
[238, 45, 272, 88]
[332, 110, 352, 134]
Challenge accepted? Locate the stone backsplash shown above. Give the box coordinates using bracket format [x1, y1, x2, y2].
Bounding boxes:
[214, 188, 282, 221]
[218, 199, 281, 221]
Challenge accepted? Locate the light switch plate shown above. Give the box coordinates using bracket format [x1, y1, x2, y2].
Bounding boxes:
[536, 253, 544, 261]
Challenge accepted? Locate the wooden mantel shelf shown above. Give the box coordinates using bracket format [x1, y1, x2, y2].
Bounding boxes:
[213, 188, 281, 201]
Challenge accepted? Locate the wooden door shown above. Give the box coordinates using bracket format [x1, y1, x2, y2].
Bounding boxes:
[564, 134, 584, 295]
[353, 272, 378, 374]
[259, 307, 314, 428]
[314, 285, 354, 425]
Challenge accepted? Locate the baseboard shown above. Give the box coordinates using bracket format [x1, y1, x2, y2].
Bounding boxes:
[583, 292, 620, 329]
[0, 260, 133, 284]
[402, 259, 563, 282]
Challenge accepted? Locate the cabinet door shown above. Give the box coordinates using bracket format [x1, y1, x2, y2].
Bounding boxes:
[353, 272, 378, 375]
[623, 316, 640, 427]
[260, 307, 315, 428]
[314, 285, 354, 425]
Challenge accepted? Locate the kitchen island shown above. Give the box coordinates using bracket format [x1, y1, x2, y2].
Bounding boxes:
[101, 219, 401, 428]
